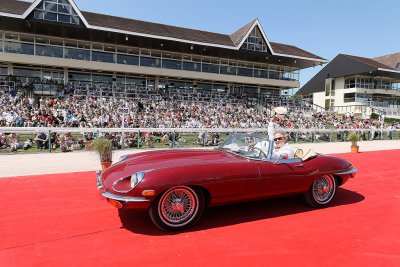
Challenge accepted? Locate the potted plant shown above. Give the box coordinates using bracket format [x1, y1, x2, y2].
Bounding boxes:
[347, 132, 360, 153]
[90, 137, 113, 170]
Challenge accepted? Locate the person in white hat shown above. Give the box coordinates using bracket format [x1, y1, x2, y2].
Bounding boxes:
[267, 106, 287, 140]
[266, 107, 294, 159]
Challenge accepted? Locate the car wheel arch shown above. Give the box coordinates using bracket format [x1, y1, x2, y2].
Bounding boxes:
[191, 185, 211, 207]
[332, 175, 342, 186]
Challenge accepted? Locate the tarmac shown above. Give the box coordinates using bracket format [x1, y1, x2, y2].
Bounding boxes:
[1, 140, 399, 177]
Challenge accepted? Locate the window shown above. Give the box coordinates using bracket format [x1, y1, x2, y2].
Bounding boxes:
[240, 27, 268, 53]
[117, 54, 139, 65]
[92, 51, 114, 63]
[237, 67, 253, 77]
[254, 69, 268, 78]
[202, 63, 219, 73]
[220, 65, 237, 75]
[34, 0, 81, 25]
[65, 48, 90, 61]
[13, 67, 41, 78]
[117, 46, 139, 55]
[183, 62, 200, 72]
[140, 57, 160, 68]
[345, 78, 356, 88]
[0, 66, 8, 76]
[162, 59, 182, 70]
[325, 78, 331, 96]
[344, 93, 356, 103]
[4, 41, 34, 55]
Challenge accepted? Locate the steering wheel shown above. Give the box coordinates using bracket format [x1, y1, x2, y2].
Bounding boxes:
[250, 147, 267, 158]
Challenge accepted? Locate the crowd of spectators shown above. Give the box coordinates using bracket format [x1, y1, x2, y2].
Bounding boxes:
[0, 88, 399, 152]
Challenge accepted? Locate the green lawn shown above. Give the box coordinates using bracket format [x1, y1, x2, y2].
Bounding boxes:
[0, 130, 397, 155]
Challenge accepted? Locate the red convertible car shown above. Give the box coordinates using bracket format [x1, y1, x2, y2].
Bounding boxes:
[97, 133, 357, 231]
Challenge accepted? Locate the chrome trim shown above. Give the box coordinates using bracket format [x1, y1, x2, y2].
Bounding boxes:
[335, 167, 357, 175]
[101, 192, 150, 202]
[112, 170, 154, 193]
[118, 154, 130, 162]
[112, 176, 133, 193]
[96, 170, 103, 190]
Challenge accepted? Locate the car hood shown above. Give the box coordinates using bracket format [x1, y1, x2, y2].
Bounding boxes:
[103, 149, 244, 178]
[126, 149, 242, 169]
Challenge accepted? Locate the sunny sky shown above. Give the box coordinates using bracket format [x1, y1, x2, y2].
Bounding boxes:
[30, 0, 400, 89]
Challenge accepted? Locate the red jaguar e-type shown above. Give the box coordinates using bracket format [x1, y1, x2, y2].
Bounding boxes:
[97, 133, 357, 231]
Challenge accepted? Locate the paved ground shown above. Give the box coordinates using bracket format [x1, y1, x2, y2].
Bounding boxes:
[1, 140, 399, 177]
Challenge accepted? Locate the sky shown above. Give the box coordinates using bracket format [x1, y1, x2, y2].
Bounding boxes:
[34, 0, 400, 89]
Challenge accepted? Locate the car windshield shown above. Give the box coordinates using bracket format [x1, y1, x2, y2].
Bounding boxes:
[218, 133, 271, 160]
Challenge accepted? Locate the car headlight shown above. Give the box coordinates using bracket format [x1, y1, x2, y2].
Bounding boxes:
[130, 170, 153, 188]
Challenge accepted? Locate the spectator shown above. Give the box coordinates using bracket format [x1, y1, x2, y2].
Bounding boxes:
[7, 132, 21, 152]
[23, 139, 33, 150]
[34, 131, 48, 150]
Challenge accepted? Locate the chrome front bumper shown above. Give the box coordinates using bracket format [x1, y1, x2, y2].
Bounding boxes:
[101, 192, 150, 203]
[335, 167, 358, 176]
[97, 170, 150, 208]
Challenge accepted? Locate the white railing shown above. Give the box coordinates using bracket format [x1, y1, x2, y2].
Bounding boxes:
[0, 126, 397, 135]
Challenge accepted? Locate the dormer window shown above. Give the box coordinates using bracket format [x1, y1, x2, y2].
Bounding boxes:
[33, 0, 81, 26]
[241, 27, 268, 53]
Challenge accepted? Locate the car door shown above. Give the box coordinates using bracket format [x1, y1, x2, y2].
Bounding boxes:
[258, 158, 315, 196]
[206, 161, 261, 204]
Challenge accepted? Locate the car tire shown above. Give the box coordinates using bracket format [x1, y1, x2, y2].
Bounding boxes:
[149, 186, 204, 231]
[304, 175, 337, 208]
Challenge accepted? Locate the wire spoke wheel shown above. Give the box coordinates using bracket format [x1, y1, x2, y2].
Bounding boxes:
[304, 175, 337, 208]
[312, 175, 336, 204]
[156, 186, 200, 228]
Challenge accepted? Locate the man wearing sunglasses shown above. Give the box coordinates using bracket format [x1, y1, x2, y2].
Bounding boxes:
[272, 130, 294, 160]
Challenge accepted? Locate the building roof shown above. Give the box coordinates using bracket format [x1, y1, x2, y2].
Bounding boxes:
[0, 0, 28, 15]
[297, 53, 400, 95]
[344, 54, 396, 70]
[373, 52, 400, 70]
[82, 11, 235, 47]
[0, 0, 326, 62]
[229, 19, 257, 46]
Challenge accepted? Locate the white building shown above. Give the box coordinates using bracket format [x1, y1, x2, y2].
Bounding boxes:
[297, 53, 400, 117]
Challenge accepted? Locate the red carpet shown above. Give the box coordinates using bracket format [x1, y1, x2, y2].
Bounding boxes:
[0, 150, 399, 266]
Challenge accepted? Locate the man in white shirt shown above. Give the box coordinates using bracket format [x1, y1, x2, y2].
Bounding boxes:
[272, 130, 294, 160]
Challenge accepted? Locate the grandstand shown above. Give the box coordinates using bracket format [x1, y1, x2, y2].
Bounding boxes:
[2, 1, 400, 154]
[0, 0, 326, 112]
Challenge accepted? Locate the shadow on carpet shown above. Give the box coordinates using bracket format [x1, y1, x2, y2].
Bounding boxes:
[117, 187, 365, 235]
